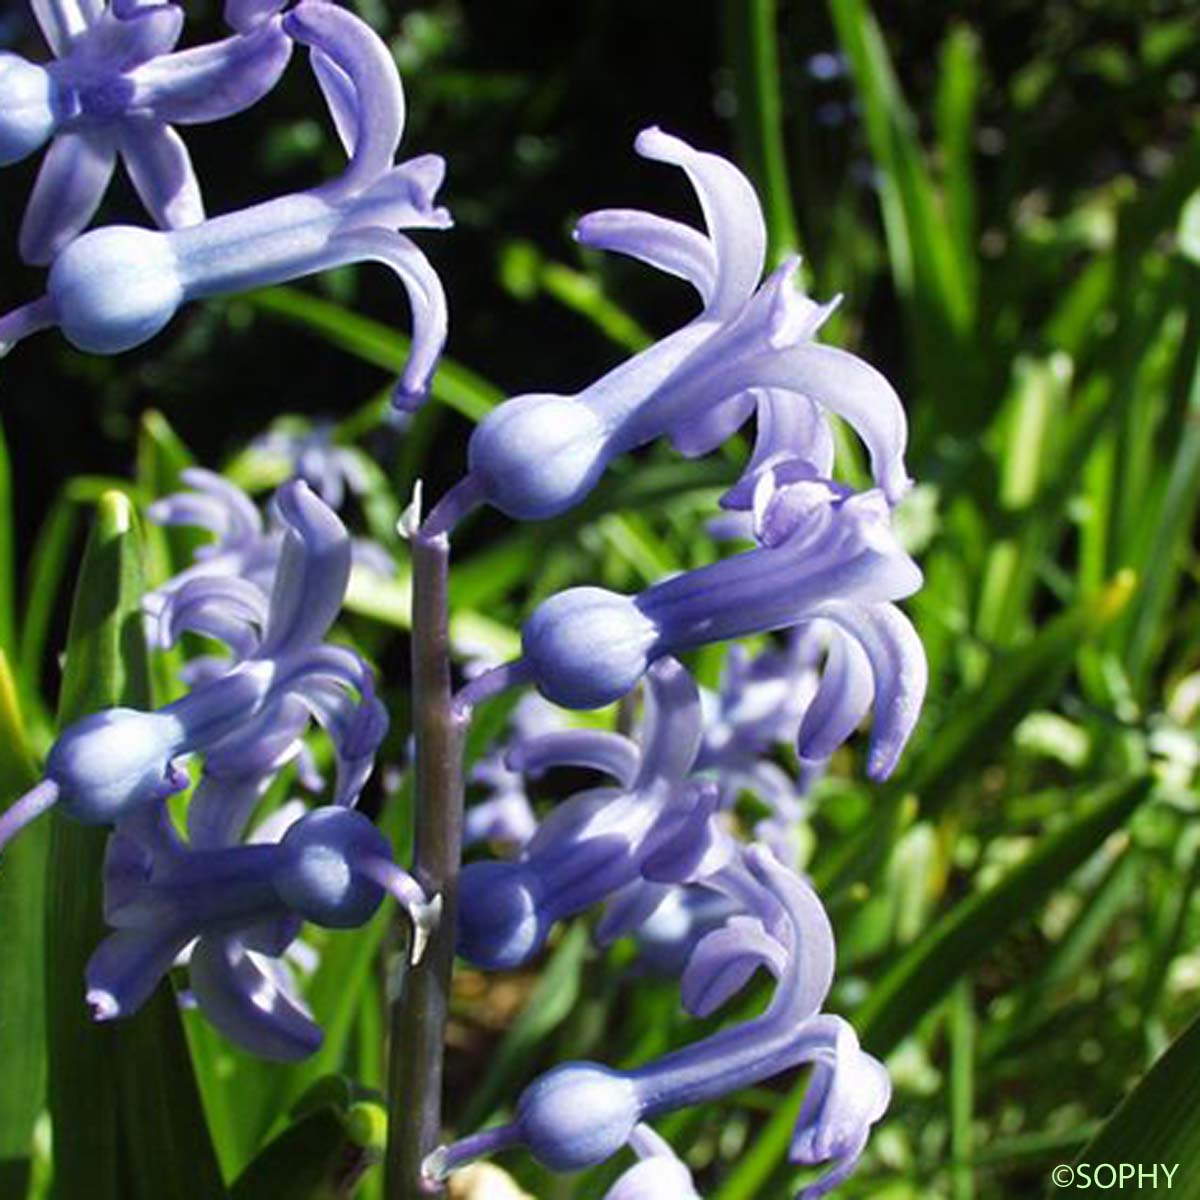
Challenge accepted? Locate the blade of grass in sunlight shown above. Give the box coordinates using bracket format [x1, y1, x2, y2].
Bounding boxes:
[0, 652, 46, 1198]
[856, 776, 1153, 1058]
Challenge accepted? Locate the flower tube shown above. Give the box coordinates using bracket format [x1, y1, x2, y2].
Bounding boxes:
[441, 127, 907, 532]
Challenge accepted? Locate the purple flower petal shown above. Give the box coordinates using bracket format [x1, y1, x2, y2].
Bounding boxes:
[575, 208, 717, 306]
[634, 126, 765, 318]
[189, 935, 323, 1061]
[117, 117, 203, 228]
[260, 481, 351, 657]
[31, 0, 97, 55]
[310, 45, 358, 157]
[19, 127, 117, 265]
[795, 624, 875, 764]
[326, 228, 448, 409]
[808, 602, 927, 780]
[680, 913, 787, 1017]
[224, 0, 288, 33]
[125, 20, 292, 125]
[508, 729, 641, 789]
[282, 0, 404, 196]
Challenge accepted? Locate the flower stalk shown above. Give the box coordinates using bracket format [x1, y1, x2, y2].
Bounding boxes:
[386, 524, 463, 1198]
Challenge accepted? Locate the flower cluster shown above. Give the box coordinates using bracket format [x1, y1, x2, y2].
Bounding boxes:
[0, 0, 449, 410]
[0, 478, 430, 1057]
[2, 9, 925, 1189]
[436, 129, 926, 1196]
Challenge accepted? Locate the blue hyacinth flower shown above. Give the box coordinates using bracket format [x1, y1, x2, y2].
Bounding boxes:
[0, 1, 450, 411]
[0, 0, 292, 264]
[0, 480, 387, 853]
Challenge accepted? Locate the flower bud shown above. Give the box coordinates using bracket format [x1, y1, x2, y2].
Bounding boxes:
[48, 226, 183, 353]
[274, 807, 389, 928]
[468, 394, 608, 520]
[522, 587, 656, 709]
[516, 1064, 640, 1172]
[46, 708, 185, 825]
[457, 859, 545, 969]
[0, 55, 58, 165]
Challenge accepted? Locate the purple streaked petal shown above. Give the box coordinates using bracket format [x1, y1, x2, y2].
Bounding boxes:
[807, 602, 927, 780]
[291, 675, 388, 805]
[85, 925, 190, 1020]
[791, 1020, 890, 1199]
[327, 228, 447, 410]
[574, 209, 717, 306]
[118, 118, 203, 228]
[697, 342, 911, 504]
[667, 389, 755, 458]
[722, 390, 835, 509]
[463, 791, 537, 850]
[189, 935, 323, 1061]
[0, 54, 59, 167]
[596, 880, 672, 947]
[31, 0, 98, 55]
[260, 481, 351, 657]
[680, 914, 788, 1017]
[282, 0, 404, 196]
[795, 624, 875, 763]
[634, 126, 765, 318]
[604, 1126, 701, 1200]
[125, 20, 292, 124]
[508, 730, 641, 789]
[19, 127, 117, 265]
[72, 5, 183, 73]
[148, 467, 265, 546]
[310, 46, 357, 157]
[186, 772, 270, 849]
[631, 658, 702, 792]
[149, 573, 268, 656]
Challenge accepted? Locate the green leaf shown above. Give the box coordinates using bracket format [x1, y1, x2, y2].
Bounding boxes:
[243, 287, 503, 421]
[0, 422, 16, 661]
[902, 571, 1136, 810]
[722, 0, 802, 266]
[0, 651, 46, 1198]
[856, 776, 1153, 1058]
[230, 1103, 381, 1200]
[1053, 1013, 1200, 1197]
[44, 492, 226, 1200]
[18, 490, 80, 711]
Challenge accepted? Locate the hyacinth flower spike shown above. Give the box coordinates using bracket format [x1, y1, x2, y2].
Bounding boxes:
[0, 0, 292, 263]
[431, 846, 890, 1198]
[456, 658, 704, 970]
[430, 126, 907, 534]
[505, 478, 926, 779]
[0, 1, 450, 411]
[0, 481, 386, 855]
[88, 804, 438, 1058]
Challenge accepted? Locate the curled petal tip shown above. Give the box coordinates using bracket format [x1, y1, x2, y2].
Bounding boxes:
[87, 988, 120, 1022]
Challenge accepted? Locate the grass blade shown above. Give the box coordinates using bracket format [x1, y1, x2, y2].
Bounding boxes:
[1053, 1013, 1200, 1196]
[0, 651, 46, 1198]
[856, 776, 1153, 1058]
